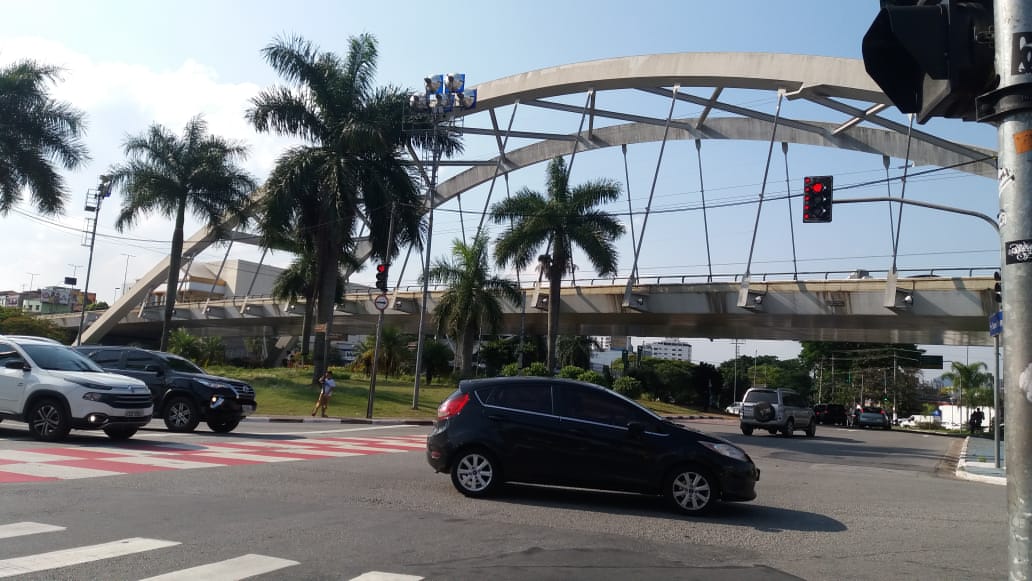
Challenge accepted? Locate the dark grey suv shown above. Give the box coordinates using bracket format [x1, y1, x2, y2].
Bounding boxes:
[74, 346, 256, 433]
[739, 387, 816, 437]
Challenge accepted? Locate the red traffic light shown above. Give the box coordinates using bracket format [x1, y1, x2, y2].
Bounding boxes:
[812, 182, 824, 193]
[376, 264, 387, 273]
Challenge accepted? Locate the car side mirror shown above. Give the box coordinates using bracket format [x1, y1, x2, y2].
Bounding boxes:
[4, 360, 28, 371]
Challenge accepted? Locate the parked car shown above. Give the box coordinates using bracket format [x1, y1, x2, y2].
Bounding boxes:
[724, 402, 742, 415]
[426, 377, 760, 515]
[739, 387, 816, 437]
[74, 346, 256, 433]
[0, 335, 153, 441]
[853, 406, 891, 430]
[813, 403, 847, 426]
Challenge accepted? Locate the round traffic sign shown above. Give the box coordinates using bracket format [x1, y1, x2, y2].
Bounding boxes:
[373, 294, 389, 311]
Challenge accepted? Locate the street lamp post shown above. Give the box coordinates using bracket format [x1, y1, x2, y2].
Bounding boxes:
[76, 175, 112, 345]
[120, 253, 135, 301]
[408, 73, 476, 410]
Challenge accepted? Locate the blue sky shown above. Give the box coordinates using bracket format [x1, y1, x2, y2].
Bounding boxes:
[0, 0, 1000, 373]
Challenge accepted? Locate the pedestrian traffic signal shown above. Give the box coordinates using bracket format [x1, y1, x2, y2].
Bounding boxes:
[862, 0, 995, 123]
[994, 270, 1002, 303]
[375, 264, 389, 293]
[802, 176, 833, 223]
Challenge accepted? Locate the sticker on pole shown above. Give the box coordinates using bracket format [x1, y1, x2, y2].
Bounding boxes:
[373, 294, 389, 311]
[1005, 239, 1032, 264]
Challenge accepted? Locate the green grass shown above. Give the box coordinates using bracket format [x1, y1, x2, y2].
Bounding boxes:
[206, 365, 714, 420]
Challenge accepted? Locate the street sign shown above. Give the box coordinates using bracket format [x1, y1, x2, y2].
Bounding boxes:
[373, 294, 389, 311]
[989, 310, 1003, 337]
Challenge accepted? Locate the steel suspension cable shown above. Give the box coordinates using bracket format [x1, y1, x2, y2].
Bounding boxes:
[622, 144, 640, 281]
[695, 140, 714, 281]
[475, 104, 519, 240]
[781, 142, 798, 280]
[741, 90, 785, 284]
[890, 115, 916, 274]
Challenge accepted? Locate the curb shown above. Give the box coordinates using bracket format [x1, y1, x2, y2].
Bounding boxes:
[955, 437, 1006, 486]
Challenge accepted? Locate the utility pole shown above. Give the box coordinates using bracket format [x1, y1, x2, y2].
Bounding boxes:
[991, 2, 1032, 575]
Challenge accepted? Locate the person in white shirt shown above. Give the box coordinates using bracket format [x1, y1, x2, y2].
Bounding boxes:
[312, 370, 336, 417]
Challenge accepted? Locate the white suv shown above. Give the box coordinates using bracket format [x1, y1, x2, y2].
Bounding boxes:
[0, 335, 153, 441]
[739, 387, 816, 437]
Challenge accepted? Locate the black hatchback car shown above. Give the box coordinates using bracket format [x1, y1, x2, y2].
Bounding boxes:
[426, 377, 760, 515]
[813, 403, 847, 426]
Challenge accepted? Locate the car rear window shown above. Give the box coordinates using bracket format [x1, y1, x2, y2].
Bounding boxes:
[863, 406, 884, 413]
[744, 390, 777, 403]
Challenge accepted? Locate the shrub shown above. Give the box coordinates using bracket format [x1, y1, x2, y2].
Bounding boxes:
[613, 376, 643, 399]
[558, 365, 585, 379]
[577, 370, 606, 386]
[522, 362, 550, 377]
[500, 363, 520, 377]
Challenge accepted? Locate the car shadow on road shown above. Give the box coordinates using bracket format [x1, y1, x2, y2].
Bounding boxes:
[493, 483, 846, 532]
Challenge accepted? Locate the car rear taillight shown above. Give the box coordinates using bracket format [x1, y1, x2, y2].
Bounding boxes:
[437, 393, 470, 420]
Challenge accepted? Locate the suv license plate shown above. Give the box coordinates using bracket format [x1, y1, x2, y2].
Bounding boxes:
[124, 410, 144, 417]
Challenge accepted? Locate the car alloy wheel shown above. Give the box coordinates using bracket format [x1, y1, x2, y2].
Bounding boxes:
[667, 466, 716, 515]
[27, 398, 71, 442]
[164, 397, 200, 432]
[450, 449, 500, 497]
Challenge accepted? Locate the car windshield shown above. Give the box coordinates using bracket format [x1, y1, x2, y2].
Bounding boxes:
[744, 390, 777, 403]
[164, 354, 205, 374]
[21, 344, 103, 372]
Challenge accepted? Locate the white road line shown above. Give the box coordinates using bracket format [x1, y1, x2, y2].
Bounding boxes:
[350, 572, 424, 581]
[0, 537, 180, 578]
[0, 463, 123, 479]
[0, 522, 64, 540]
[138, 554, 299, 581]
[0, 450, 80, 463]
[98, 455, 224, 470]
[191, 451, 303, 463]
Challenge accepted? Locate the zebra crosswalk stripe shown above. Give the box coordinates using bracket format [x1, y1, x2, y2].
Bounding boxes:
[0, 537, 181, 578]
[0, 522, 64, 540]
[138, 554, 300, 581]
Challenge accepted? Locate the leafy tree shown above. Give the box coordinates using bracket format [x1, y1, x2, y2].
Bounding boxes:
[941, 361, 991, 409]
[248, 34, 453, 382]
[420, 338, 453, 385]
[491, 156, 624, 372]
[167, 329, 202, 360]
[0, 60, 88, 216]
[426, 233, 521, 377]
[556, 335, 600, 369]
[198, 336, 226, 367]
[354, 326, 411, 379]
[107, 115, 256, 351]
[0, 307, 64, 341]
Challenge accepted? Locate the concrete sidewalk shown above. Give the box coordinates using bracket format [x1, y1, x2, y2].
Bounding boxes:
[956, 436, 1006, 486]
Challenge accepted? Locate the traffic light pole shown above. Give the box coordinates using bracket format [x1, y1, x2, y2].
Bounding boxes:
[991, 2, 1032, 577]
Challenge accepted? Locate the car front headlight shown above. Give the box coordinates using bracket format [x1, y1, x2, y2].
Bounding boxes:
[195, 378, 230, 390]
[700, 441, 749, 462]
[82, 392, 105, 401]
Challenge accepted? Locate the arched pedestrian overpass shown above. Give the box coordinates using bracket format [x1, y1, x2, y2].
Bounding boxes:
[74, 52, 998, 351]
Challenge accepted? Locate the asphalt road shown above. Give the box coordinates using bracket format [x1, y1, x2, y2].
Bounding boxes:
[0, 419, 1007, 580]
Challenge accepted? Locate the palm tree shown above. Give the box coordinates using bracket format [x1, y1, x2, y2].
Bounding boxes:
[556, 335, 601, 369]
[107, 115, 256, 350]
[941, 361, 991, 410]
[427, 233, 522, 377]
[354, 326, 410, 379]
[491, 156, 624, 372]
[248, 34, 453, 381]
[0, 60, 89, 215]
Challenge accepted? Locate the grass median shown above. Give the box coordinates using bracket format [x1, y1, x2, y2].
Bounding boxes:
[207, 365, 718, 420]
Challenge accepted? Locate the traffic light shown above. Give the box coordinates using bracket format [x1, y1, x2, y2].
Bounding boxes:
[862, 0, 995, 123]
[802, 176, 833, 223]
[994, 270, 1002, 304]
[375, 264, 389, 293]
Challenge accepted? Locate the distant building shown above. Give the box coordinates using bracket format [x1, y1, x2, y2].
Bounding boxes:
[641, 339, 692, 362]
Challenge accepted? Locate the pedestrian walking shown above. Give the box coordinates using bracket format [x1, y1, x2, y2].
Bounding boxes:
[970, 408, 985, 434]
[312, 370, 335, 418]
